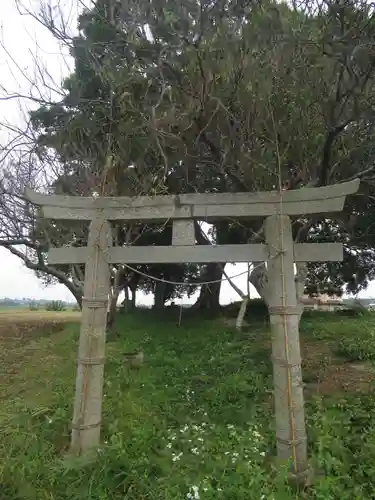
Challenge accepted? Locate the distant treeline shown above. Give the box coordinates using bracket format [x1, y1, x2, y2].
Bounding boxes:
[0, 298, 72, 307]
[343, 298, 375, 307]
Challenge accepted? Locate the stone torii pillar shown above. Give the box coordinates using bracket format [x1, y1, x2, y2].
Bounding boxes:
[24, 179, 359, 476]
[265, 215, 309, 482]
[70, 218, 112, 453]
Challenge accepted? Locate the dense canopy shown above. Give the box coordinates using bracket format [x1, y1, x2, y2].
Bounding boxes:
[1, 0, 375, 308]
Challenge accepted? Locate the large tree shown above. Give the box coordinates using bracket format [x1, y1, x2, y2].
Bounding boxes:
[1, 0, 375, 307]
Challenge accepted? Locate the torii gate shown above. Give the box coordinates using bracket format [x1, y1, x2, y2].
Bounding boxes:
[25, 179, 359, 482]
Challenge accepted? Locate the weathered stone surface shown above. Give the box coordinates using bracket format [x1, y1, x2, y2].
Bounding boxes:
[24, 179, 359, 221]
[70, 218, 112, 454]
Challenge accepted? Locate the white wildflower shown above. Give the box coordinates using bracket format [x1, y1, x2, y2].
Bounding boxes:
[187, 485, 200, 499]
[172, 451, 183, 462]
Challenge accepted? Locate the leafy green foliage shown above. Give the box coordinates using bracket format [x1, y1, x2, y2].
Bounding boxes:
[337, 324, 375, 361]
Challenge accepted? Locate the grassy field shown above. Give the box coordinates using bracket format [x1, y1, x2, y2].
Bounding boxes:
[1, 307, 375, 499]
[0, 309, 80, 320]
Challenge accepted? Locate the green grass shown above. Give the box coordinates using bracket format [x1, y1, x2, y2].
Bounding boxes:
[1, 310, 375, 499]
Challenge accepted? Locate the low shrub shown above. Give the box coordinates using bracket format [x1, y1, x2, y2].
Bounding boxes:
[45, 300, 66, 312]
[222, 299, 268, 321]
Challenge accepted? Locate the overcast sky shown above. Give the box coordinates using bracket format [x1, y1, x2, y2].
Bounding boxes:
[0, 0, 374, 304]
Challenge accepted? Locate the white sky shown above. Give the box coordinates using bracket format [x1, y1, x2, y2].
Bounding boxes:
[0, 0, 374, 305]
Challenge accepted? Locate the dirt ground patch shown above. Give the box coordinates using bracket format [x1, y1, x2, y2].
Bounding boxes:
[0, 310, 80, 342]
[301, 340, 374, 396]
[0, 321, 66, 343]
[0, 312, 80, 402]
[243, 332, 374, 398]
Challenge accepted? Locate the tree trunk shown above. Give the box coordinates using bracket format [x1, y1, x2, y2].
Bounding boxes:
[70, 285, 83, 309]
[107, 289, 120, 329]
[131, 287, 136, 309]
[107, 267, 123, 328]
[222, 265, 245, 299]
[193, 263, 223, 311]
[295, 263, 307, 320]
[71, 265, 84, 309]
[249, 262, 269, 303]
[121, 283, 130, 313]
[235, 264, 251, 331]
[154, 281, 166, 309]
[249, 261, 307, 319]
[236, 296, 249, 331]
[192, 222, 225, 311]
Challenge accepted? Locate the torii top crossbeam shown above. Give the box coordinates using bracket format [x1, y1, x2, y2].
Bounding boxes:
[25, 179, 360, 222]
